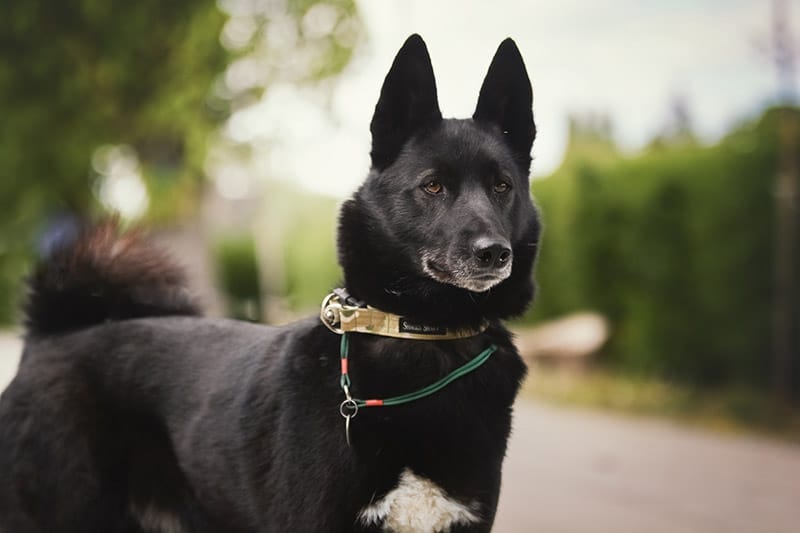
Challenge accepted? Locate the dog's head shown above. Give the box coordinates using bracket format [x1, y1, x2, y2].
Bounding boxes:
[338, 35, 540, 324]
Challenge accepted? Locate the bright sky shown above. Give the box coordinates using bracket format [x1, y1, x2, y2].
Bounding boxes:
[223, 0, 796, 198]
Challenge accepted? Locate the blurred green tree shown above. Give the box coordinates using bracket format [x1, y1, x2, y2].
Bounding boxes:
[0, 0, 228, 322]
[0, 0, 361, 324]
[530, 108, 799, 398]
[214, 235, 263, 322]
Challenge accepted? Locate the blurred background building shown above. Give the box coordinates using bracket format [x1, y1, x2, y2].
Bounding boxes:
[1, 1, 799, 531]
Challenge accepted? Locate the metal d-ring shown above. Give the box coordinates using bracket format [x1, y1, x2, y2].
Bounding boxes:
[339, 398, 358, 419]
[340, 398, 358, 447]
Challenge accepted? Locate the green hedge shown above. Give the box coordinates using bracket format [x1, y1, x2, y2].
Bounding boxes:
[280, 194, 341, 311]
[530, 108, 798, 392]
[213, 236, 263, 322]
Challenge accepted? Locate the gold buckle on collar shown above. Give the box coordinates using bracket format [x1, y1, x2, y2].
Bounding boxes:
[320, 292, 345, 334]
[320, 292, 487, 340]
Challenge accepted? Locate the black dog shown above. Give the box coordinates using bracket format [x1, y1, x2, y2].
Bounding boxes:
[0, 34, 540, 532]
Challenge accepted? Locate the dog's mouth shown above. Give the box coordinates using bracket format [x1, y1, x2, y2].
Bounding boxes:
[423, 258, 511, 293]
[424, 260, 450, 280]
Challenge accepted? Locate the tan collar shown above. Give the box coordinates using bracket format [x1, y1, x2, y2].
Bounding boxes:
[320, 291, 488, 340]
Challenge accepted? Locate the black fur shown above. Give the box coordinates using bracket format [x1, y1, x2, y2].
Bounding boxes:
[24, 221, 200, 337]
[0, 35, 540, 533]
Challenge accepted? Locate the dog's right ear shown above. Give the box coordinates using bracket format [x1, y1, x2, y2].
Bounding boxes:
[370, 34, 442, 170]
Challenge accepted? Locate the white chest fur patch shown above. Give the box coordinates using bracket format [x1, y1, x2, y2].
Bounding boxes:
[358, 468, 481, 533]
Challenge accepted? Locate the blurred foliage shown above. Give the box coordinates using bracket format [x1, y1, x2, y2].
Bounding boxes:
[217, 0, 361, 89]
[214, 235, 263, 322]
[0, 0, 229, 219]
[0, 0, 228, 322]
[0, 0, 362, 325]
[251, 185, 341, 313]
[280, 193, 340, 309]
[530, 108, 800, 396]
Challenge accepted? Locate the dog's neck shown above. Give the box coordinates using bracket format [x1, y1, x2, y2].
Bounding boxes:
[342, 284, 495, 331]
[338, 262, 534, 330]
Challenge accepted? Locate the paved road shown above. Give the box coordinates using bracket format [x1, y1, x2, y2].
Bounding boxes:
[494, 401, 800, 533]
[2, 335, 799, 532]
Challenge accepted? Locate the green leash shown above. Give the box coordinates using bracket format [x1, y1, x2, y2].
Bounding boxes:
[337, 332, 498, 445]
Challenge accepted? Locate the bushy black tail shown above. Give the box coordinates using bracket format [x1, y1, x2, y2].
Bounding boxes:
[24, 221, 201, 337]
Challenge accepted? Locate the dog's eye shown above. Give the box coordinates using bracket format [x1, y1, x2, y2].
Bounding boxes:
[494, 181, 511, 193]
[422, 181, 443, 195]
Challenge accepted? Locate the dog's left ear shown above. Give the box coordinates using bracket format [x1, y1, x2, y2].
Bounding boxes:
[473, 38, 535, 169]
[370, 34, 442, 170]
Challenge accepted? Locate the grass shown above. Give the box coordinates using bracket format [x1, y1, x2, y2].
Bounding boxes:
[522, 365, 800, 443]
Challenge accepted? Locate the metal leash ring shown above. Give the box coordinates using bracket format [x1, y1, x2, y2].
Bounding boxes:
[339, 398, 358, 419]
[339, 398, 358, 447]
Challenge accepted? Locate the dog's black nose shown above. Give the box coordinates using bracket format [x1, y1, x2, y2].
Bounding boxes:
[473, 238, 512, 269]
